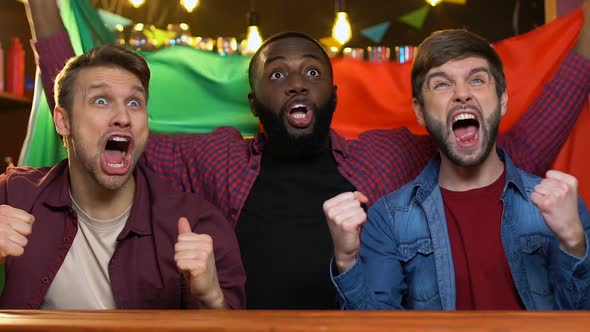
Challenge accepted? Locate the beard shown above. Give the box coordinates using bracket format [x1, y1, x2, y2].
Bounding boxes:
[69, 125, 143, 191]
[424, 103, 501, 168]
[252, 91, 337, 160]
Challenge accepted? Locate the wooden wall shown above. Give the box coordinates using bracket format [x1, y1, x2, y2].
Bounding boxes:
[0, 1, 35, 169]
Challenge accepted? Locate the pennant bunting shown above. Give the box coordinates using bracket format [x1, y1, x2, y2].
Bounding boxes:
[360, 21, 391, 44]
[399, 6, 431, 30]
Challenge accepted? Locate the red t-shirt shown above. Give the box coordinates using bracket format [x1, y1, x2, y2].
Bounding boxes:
[440, 170, 524, 310]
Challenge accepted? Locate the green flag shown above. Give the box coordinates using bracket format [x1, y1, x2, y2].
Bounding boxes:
[19, 0, 258, 168]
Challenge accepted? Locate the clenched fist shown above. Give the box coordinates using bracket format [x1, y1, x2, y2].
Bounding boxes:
[531, 170, 586, 257]
[0, 204, 34, 264]
[175, 217, 225, 309]
[323, 191, 368, 273]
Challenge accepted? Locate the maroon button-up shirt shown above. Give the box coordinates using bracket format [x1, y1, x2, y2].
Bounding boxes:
[0, 160, 246, 309]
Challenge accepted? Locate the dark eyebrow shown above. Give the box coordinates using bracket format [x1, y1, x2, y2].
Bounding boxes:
[425, 66, 491, 86]
[265, 53, 322, 66]
[467, 67, 491, 77]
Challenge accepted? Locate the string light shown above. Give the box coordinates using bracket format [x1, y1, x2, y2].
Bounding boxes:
[180, 0, 199, 13]
[332, 0, 351, 46]
[242, 11, 263, 55]
[128, 0, 145, 8]
[425, 0, 444, 6]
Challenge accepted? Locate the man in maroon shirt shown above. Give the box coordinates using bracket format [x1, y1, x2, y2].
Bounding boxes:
[0, 44, 245, 309]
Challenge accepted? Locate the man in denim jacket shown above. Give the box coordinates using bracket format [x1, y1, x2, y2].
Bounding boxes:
[323, 29, 590, 310]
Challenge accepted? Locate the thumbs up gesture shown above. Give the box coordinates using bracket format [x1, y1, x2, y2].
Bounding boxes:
[175, 217, 226, 309]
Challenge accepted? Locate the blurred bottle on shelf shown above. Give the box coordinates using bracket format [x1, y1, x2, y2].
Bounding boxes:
[6, 37, 25, 96]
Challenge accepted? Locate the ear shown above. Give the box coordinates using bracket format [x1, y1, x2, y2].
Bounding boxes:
[500, 91, 508, 117]
[332, 84, 338, 108]
[412, 98, 426, 126]
[54, 106, 71, 136]
[248, 92, 258, 118]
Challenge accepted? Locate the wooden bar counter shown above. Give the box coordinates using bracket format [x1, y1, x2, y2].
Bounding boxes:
[0, 310, 589, 332]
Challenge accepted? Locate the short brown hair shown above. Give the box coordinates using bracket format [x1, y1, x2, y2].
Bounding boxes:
[54, 44, 150, 112]
[411, 29, 506, 105]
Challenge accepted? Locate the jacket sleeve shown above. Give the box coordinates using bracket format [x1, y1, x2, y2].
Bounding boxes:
[551, 196, 590, 309]
[183, 199, 246, 309]
[496, 53, 590, 177]
[332, 199, 406, 309]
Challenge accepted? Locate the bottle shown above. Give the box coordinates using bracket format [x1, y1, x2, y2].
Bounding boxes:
[6, 37, 24, 96]
[0, 41, 4, 92]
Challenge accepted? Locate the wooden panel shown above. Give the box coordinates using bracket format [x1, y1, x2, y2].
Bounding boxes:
[546, 0, 557, 22]
[0, 1, 34, 169]
[0, 92, 32, 110]
[0, 106, 31, 169]
[0, 310, 589, 332]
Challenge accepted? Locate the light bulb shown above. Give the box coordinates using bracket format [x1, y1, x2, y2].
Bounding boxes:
[332, 12, 351, 46]
[180, 0, 199, 13]
[426, 0, 444, 6]
[243, 26, 263, 55]
[129, 0, 145, 8]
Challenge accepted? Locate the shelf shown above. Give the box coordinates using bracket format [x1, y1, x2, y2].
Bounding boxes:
[0, 91, 32, 109]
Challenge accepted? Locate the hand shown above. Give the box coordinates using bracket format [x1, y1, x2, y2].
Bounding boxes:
[0, 204, 34, 264]
[575, 0, 590, 58]
[531, 170, 586, 257]
[323, 191, 369, 273]
[175, 217, 225, 309]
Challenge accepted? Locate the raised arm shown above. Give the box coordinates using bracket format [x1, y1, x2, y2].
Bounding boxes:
[497, 1, 590, 176]
[24, 0, 75, 111]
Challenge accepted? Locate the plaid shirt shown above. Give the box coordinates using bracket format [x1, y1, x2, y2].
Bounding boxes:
[37, 32, 590, 225]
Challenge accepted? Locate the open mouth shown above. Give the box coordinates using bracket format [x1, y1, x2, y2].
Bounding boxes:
[101, 135, 132, 174]
[452, 112, 479, 146]
[286, 102, 314, 128]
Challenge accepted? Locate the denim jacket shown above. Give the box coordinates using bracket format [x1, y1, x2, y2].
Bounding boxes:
[333, 149, 590, 310]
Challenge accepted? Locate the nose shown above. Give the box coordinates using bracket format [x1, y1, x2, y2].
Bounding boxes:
[110, 103, 131, 128]
[286, 74, 308, 96]
[453, 82, 472, 103]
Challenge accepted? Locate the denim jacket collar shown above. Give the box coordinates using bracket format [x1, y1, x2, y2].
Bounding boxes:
[410, 147, 529, 204]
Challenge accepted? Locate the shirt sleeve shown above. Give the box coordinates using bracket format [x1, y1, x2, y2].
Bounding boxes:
[552, 196, 590, 309]
[497, 52, 590, 177]
[33, 31, 76, 111]
[332, 199, 406, 310]
[141, 133, 197, 193]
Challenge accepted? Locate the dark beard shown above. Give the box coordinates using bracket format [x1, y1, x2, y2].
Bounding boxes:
[252, 92, 337, 160]
[424, 104, 501, 168]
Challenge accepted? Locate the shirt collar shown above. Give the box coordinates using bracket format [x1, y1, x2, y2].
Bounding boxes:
[43, 159, 153, 237]
[411, 147, 529, 202]
[329, 129, 350, 158]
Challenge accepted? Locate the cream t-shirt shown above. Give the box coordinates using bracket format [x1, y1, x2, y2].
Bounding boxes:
[41, 197, 131, 309]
